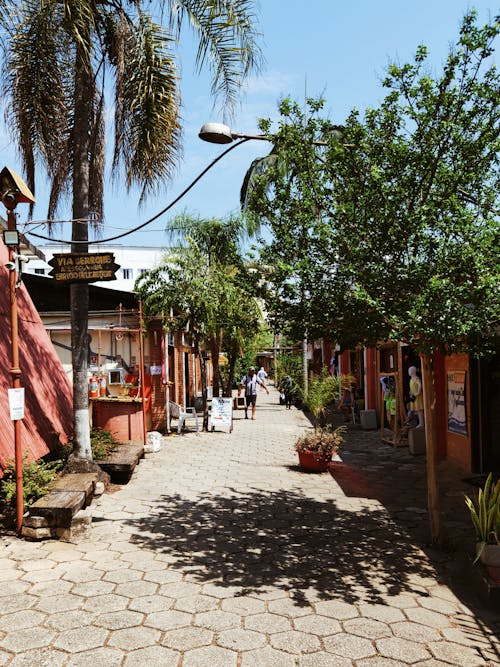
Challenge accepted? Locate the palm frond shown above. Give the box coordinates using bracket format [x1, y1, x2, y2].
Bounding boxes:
[115, 14, 181, 203]
[167, 0, 263, 114]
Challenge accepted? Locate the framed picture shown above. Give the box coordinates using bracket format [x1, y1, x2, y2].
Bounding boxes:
[447, 370, 467, 436]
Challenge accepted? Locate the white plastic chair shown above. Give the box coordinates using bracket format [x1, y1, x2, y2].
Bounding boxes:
[168, 400, 199, 434]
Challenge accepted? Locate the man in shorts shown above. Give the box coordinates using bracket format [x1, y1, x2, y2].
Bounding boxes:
[238, 366, 269, 420]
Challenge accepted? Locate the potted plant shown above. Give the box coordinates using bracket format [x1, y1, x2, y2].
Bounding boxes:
[294, 425, 345, 472]
[464, 473, 500, 578]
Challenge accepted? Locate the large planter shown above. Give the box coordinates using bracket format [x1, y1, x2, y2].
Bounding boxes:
[480, 544, 500, 583]
[297, 450, 331, 472]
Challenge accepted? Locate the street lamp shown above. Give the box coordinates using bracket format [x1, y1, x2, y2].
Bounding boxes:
[1, 166, 35, 534]
[199, 122, 269, 144]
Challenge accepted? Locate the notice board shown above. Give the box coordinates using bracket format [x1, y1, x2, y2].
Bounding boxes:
[210, 397, 233, 432]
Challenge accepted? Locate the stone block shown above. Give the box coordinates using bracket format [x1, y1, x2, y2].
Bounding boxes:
[360, 409, 377, 430]
[408, 428, 426, 455]
[94, 481, 105, 496]
[23, 514, 52, 528]
[21, 525, 54, 541]
[56, 509, 92, 543]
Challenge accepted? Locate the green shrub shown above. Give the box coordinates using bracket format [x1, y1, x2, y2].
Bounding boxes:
[90, 428, 120, 459]
[0, 456, 62, 527]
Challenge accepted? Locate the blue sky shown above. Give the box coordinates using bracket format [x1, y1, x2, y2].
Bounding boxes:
[2, 0, 498, 248]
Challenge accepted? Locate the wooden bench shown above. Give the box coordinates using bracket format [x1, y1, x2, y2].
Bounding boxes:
[169, 400, 199, 433]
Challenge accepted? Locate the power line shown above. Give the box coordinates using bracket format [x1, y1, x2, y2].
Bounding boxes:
[26, 138, 251, 246]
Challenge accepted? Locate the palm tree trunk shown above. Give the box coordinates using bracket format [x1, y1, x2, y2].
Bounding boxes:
[70, 44, 92, 460]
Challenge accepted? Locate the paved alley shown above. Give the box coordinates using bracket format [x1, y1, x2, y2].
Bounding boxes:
[1, 388, 499, 666]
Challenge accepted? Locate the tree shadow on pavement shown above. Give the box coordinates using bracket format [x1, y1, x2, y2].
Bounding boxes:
[125, 487, 436, 606]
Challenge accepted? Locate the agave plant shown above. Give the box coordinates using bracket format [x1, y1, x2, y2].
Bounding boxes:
[464, 473, 500, 562]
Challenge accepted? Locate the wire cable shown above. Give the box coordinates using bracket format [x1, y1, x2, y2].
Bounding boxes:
[26, 138, 251, 246]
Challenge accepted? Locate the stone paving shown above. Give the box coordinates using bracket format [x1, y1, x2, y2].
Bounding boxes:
[1, 387, 499, 666]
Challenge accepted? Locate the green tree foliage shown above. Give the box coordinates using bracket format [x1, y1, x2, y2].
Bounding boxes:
[0, 0, 262, 459]
[135, 214, 262, 427]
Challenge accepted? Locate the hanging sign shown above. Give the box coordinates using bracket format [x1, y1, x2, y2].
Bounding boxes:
[8, 388, 25, 420]
[48, 253, 120, 283]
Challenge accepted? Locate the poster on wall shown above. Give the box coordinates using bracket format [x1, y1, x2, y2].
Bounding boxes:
[447, 371, 467, 436]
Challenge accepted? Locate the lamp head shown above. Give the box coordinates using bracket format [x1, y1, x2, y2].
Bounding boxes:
[198, 122, 235, 144]
[0, 166, 35, 209]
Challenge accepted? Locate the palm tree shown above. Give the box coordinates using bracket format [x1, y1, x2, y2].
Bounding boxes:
[1, 0, 262, 461]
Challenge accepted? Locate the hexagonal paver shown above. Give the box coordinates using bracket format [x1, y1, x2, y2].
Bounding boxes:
[294, 614, 342, 636]
[217, 627, 266, 651]
[53, 626, 109, 653]
[0, 594, 37, 614]
[45, 610, 95, 631]
[221, 596, 266, 616]
[114, 580, 158, 598]
[145, 609, 192, 631]
[314, 599, 359, 621]
[162, 626, 213, 650]
[5, 648, 67, 666]
[123, 646, 180, 667]
[376, 636, 431, 663]
[418, 595, 461, 615]
[268, 598, 315, 619]
[129, 595, 174, 613]
[0, 581, 29, 597]
[343, 617, 391, 640]
[82, 594, 129, 613]
[183, 645, 237, 667]
[62, 566, 103, 584]
[175, 594, 220, 613]
[358, 603, 405, 624]
[64, 648, 123, 667]
[159, 581, 201, 598]
[429, 640, 487, 666]
[194, 610, 241, 631]
[405, 607, 452, 629]
[0, 627, 55, 652]
[392, 621, 441, 643]
[94, 610, 145, 630]
[0, 610, 46, 632]
[324, 634, 376, 660]
[270, 630, 321, 654]
[18, 558, 56, 572]
[107, 626, 160, 651]
[143, 569, 184, 584]
[202, 583, 242, 599]
[30, 579, 74, 597]
[72, 580, 115, 597]
[245, 612, 293, 634]
[36, 593, 83, 614]
[240, 645, 296, 666]
[298, 653, 352, 666]
[103, 569, 143, 584]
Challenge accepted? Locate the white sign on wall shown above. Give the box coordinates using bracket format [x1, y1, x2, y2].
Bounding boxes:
[8, 388, 25, 420]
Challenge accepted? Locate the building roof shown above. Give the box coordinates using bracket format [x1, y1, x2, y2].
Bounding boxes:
[0, 243, 73, 475]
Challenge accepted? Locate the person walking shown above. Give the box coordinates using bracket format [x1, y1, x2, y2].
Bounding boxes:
[279, 374, 294, 409]
[257, 366, 268, 388]
[238, 366, 269, 420]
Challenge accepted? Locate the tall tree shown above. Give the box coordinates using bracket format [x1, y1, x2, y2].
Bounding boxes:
[136, 213, 262, 428]
[243, 12, 499, 542]
[1, 0, 262, 461]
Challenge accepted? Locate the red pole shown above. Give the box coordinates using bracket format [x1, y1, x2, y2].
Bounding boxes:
[6, 208, 23, 533]
[138, 300, 147, 447]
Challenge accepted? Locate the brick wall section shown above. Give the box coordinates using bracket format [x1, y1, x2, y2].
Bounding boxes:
[148, 324, 166, 431]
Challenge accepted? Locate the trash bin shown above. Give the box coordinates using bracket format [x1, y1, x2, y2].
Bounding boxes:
[360, 409, 377, 430]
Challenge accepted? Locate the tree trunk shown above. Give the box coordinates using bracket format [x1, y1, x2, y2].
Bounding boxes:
[420, 353, 442, 544]
[194, 337, 209, 430]
[70, 44, 92, 460]
[302, 336, 309, 398]
[210, 331, 222, 397]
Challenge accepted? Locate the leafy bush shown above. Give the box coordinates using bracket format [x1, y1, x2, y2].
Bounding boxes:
[294, 425, 345, 460]
[464, 472, 500, 562]
[90, 428, 120, 459]
[0, 456, 63, 527]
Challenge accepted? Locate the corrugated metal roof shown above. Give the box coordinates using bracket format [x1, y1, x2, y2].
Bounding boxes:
[0, 242, 73, 475]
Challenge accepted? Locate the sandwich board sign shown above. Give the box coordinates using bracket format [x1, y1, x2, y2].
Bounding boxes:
[210, 397, 233, 433]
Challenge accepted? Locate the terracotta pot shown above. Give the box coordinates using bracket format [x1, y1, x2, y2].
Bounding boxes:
[297, 450, 331, 472]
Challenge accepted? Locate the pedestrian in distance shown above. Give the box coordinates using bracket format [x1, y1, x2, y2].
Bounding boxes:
[278, 375, 294, 409]
[238, 366, 269, 420]
[257, 366, 268, 388]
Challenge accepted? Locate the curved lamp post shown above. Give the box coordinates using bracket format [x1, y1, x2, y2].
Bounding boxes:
[1, 167, 35, 533]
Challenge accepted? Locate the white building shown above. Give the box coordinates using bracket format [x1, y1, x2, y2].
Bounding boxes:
[24, 244, 167, 292]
